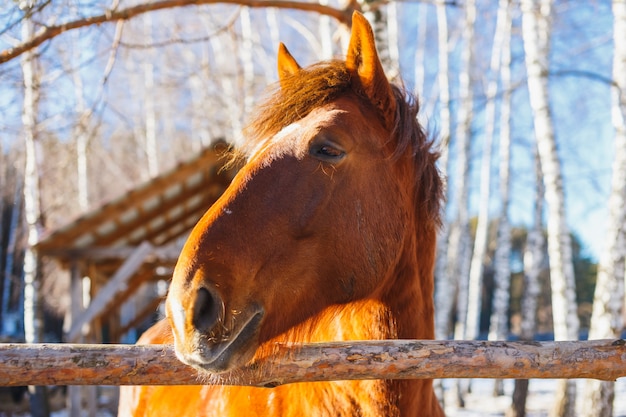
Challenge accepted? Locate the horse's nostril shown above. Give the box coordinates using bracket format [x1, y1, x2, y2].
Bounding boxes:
[192, 287, 223, 334]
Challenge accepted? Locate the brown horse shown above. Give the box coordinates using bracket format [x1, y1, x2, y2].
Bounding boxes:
[118, 11, 444, 417]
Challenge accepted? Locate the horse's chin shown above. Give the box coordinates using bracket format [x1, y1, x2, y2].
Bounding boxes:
[175, 309, 264, 374]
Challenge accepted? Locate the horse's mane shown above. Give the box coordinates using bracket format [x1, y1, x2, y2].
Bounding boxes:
[237, 59, 442, 227]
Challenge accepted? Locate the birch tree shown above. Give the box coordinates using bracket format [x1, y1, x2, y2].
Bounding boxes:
[20, 5, 50, 416]
[486, 0, 513, 397]
[318, 0, 334, 60]
[507, 151, 545, 417]
[466, 0, 511, 342]
[187, 47, 213, 150]
[70, 29, 92, 213]
[434, 0, 454, 342]
[210, 31, 244, 144]
[385, 2, 400, 80]
[431, 2, 453, 405]
[450, 0, 476, 344]
[488, 0, 513, 349]
[447, 0, 477, 408]
[520, 0, 580, 415]
[143, 13, 159, 179]
[413, 3, 428, 103]
[240, 7, 256, 116]
[581, 1, 626, 415]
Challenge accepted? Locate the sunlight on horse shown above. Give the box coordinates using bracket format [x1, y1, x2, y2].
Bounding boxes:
[118, 11, 444, 417]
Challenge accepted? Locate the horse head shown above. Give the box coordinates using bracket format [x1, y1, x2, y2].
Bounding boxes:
[165, 11, 441, 375]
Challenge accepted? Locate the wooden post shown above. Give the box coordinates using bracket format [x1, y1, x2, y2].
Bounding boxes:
[67, 241, 153, 342]
[68, 262, 83, 417]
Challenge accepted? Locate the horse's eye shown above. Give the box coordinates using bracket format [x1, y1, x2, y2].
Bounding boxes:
[310, 142, 345, 161]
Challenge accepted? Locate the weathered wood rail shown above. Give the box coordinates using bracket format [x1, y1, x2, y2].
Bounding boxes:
[0, 339, 624, 387]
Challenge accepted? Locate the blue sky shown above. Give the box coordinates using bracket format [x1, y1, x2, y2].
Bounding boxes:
[397, 1, 615, 261]
[0, 1, 618, 262]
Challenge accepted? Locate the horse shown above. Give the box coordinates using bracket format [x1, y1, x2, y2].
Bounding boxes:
[118, 11, 444, 417]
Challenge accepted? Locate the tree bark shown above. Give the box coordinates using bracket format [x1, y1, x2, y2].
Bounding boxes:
[508, 146, 545, 417]
[318, 0, 334, 59]
[207, 22, 244, 144]
[451, 0, 476, 344]
[488, 0, 513, 348]
[520, 0, 580, 415]
[20, 8, 50, 417]
[581, 1, 626, 415]
[240, 7, 256, 116]
[413, 3, 428, 100]
[486, 0, 513, 397]
[143, 13, 159, 179]
[71, 29, 92, 213]
[434, 0, 453, 342]
[385, 2, 400, 79]
[0, 340, 624, 386]
[467, 0, 510, 342]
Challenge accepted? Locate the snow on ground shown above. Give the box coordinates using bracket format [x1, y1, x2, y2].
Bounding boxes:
[443, 378, 626, 416]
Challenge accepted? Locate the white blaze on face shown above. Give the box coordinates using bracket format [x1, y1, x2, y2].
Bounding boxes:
[247, 122, 304, 165]
[245, 106, 350, 171]
[167, 297, 187, 350]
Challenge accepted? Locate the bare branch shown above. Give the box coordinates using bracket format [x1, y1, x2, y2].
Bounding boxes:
[0, 0, 354, 65]
[0, 339, 624, 387]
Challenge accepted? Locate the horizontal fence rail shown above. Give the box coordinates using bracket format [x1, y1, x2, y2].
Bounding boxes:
[0, 339, 624, 387]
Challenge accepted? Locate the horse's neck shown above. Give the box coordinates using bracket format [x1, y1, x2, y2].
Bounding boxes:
[264, 235, 436, 346]
[250, 242, 441, 417]
[383, 235, 437, 341]
[257, 299, 395, 348]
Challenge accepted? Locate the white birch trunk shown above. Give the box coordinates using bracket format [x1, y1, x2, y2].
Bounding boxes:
[432, 2, 453, 404]
[385, 2, 400, 80]
[72, 31, 90, 213]
[521, 152, 545, 343]
[466, 0, 510, 341]
[413, 3, 428, 101]
[240, 7, 255, 116]
[21, 10, 50, 417]
[522, 0, 580, 344]
[489, 0, 513, 345]
[451, 0, 477, 343]
[508, 148, 545, 417]
[435, 1, 451, 171]
[434, 0, 454, 341]
[521, 1, 579, 415]
[581, 1, 626, 415]
[208, 28, 244, 144]
[188, 65, 212, 150]
[266, 8, 281, 62]
[448, 0, 477, 407]
[318, 0, 334, 60]
[143, 13, 158, 179]
[21, 8, 43, 349]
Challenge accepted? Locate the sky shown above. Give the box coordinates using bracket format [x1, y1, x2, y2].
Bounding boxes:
[397, 1, 616, 262]
[0, 1, 619, 262]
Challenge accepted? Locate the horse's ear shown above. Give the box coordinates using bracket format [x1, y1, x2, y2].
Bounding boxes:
[277, 43, 301, 87]
[346, 11, 396, 130]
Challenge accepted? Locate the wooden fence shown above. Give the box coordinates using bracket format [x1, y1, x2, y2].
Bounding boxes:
[0, 339, 625, 387]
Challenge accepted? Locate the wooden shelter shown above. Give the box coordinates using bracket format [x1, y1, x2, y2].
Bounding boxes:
[36, 144, 237, 343]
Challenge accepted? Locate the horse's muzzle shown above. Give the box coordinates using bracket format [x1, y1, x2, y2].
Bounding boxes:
[167, 289, 265, 374]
